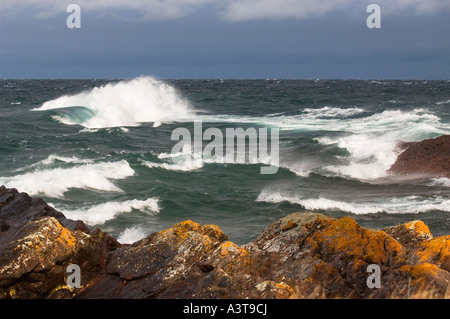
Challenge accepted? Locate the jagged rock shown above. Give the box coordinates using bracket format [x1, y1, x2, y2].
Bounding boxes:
[0, 186, 89, 232]
[1, 187, 450, 299]
[0, 186, 119, 299]
[243, 213, 407, 299]
[388, 135, 450, 178]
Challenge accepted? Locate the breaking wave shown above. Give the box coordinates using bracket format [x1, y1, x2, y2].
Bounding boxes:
[58, 198, 160, 226]
[256, 189, 450, 215]
[0, 160, 134, 198]
[35, 76, 195, 128]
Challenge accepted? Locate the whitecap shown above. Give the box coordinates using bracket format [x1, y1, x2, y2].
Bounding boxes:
[34, 76, 196, 129]
[436, 99, 450, 105]
[117, 226, 149, 244]
[256, 189, 450, 215]
[59, 198, 159, 226]
[0, 160, 134, 198]
[429, 178, 450, 188]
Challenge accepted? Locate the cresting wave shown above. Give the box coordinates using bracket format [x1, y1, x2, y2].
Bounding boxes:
[0, 159, 134, 198]
[256, 189, 450, 215]
[57, 198, 160, 226]
[34, 77, 196, 128]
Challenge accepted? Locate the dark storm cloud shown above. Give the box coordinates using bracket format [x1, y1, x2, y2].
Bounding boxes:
[0, 1, 449, 79]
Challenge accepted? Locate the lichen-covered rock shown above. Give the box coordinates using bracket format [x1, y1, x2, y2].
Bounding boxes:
[386, 219, 450, 288]
[397, 263, 450, 298]
[243, 213, 406, 299]
[0, 187, 118, 299]
[1, 186, 450, 299]
[386, 220, 433, 247]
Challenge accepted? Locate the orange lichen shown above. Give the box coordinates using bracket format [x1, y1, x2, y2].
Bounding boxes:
[405, 220, 433, 240]
[219, 241, 248, 257]
[415, 235, 450, 267]
[158, 220, 201, 243]
[400, 263, 440, 279]
[58, 226, 77, 248]
[280, 219, 296, 231]
[256, 281, 294, 298]
[274, 282, 294, 295]
[311, 216, 403, 265]
[202, 224, 227, 242]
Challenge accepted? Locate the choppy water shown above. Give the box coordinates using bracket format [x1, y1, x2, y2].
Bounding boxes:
[1, 77, 449, 244]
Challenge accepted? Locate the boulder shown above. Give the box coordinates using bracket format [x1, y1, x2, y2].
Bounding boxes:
[388, 135, 450, 178]
[0, 186, 119, 299]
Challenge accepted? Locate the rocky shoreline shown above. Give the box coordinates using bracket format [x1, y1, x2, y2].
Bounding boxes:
[1, 185, 449, 299]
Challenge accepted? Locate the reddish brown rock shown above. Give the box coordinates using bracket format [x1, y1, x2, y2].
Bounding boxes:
[388, 135, 450, 178]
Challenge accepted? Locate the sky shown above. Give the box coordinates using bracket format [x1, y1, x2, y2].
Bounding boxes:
[1, 0, 450, 79]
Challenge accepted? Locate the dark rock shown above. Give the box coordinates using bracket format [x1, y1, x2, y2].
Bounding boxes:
[0, 219, 9, 232]
[388, 135, 450, 178]
[0, 186, 119, 298]
[0, 186, 89, 233]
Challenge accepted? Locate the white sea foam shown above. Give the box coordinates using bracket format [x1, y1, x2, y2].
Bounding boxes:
[35, 76, 195, 128]
[283, 166, 311, 177]
[143, 149, 277, 173]
[429, 178, 450, 187]
[0, 160, 134, 198]
[60, 198, 160, 226]
[117, 226, 149, 244]
[310, 108, 450, 180]
[145, 151, 206, 171]
[317, 133, 399, 180]
[256, 189, 450, 215]
[436, 98, 450, 105]
[143, 157, 205, 172]
[301, 106, 365, 118]
[256, 191, 384, 214]
[199, 108, 448, 137]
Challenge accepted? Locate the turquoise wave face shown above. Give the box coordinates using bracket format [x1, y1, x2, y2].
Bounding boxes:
[48, 106, 98, 126]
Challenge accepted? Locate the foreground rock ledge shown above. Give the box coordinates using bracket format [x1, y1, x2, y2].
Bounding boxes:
[1, 186, 449, 299]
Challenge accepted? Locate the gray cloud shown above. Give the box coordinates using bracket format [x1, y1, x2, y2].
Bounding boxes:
[2, 0, 450, 21]
[0, 0, 217, 20]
